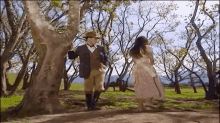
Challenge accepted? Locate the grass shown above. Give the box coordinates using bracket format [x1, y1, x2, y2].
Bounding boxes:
[1, 73, 217, 112]
[165, 87, 205, 99]
[1, 95, 23, 112]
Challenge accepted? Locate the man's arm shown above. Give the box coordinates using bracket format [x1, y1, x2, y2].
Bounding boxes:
[68, 47, 79, 60]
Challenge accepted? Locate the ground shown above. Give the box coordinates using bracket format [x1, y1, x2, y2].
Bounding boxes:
[2, 108, 219, 123]
[1, 88, 219, 123]
[1, 75, 219, 123]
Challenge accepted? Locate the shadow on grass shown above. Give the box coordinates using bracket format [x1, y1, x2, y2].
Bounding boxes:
[37, 107, 171, 123]
[0, 95, 119, 122]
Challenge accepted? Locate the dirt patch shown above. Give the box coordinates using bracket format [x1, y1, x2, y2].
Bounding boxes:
[3, 90, 219, 122]
[3, 109, 219, 123]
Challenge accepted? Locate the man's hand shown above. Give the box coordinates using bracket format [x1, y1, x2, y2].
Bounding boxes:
[70, 44, 75, 51]
[98, 53, 108, 61]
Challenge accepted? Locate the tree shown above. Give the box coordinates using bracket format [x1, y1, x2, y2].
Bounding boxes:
[190, 0, 219, 99]
[1, 0, 27, 97]
[1, 1, 87, 117]
[113, 1, 180, 92]
[185, 51, 208, 93]
[8, 43, 35, 96]
[165, 23, 196, 94]
[22, 62, 37, 90]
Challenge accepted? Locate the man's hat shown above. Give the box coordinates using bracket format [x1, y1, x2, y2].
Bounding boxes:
[83, 31, 101, 39]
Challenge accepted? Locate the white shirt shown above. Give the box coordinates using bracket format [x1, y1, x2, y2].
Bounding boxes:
[86, 44, 97, 53]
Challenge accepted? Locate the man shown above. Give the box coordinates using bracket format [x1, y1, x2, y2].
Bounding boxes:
[68, 31, 108, 110]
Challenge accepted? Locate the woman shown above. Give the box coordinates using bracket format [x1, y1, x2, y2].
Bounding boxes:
[129, 36, 164, 111]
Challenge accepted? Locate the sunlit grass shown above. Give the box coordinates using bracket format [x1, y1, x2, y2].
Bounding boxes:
[165, 87, 205, 99]
[1, 73, 215, 112]
[164, 103, 212, 109]
[7, 73, 23, 90]
[73, 94, 85, 99]
[1, 95, 23, 112]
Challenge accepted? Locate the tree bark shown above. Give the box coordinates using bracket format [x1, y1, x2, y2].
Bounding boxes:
[3, 1, 81, 115]
[190, 74, 197, 93]
[190, 0, 217, 99]
[174, 71, 181, 94]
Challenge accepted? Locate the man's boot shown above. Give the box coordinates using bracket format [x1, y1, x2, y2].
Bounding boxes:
[85, 94, 92, 110]
[91, 91, 101, 110]
[94, 91, 101, 102]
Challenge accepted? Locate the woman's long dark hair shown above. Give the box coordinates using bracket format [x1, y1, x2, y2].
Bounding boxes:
[129, 36, 149, 59]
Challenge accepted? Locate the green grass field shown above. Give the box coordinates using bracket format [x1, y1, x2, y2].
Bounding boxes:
[1, 73, 216, 112]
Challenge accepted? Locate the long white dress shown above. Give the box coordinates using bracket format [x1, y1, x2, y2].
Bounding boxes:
[132, 47, 164, 101]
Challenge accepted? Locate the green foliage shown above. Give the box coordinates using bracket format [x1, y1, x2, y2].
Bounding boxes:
[104, 7, 110, 12]
[123, 1, 131, 5]
[51, 0, 61, 8]
[102, 0, 111, 5]
[178, 48, 187, 58]
[167, 49, 172, 53]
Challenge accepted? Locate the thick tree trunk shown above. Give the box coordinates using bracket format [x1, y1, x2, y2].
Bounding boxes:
[14, 46, 69, 115]
[3, 0, 81, 115]
[190, 0, 217, 99]
[174, 71, 181, 94]
[205, 75, 217, 99]
[197, 42, 217, 99]
[0, 1, 81, 117]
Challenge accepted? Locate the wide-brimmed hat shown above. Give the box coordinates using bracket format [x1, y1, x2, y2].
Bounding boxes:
[83, 31, 101, 39]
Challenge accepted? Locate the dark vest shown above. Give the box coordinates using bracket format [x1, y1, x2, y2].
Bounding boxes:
[68, 44, 107, 79]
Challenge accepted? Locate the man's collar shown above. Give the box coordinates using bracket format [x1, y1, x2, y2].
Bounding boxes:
[86, 43, 97, 48]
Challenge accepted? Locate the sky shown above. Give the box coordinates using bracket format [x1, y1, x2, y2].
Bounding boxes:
[70, 0, 219, 76]
[2, 1, 219, 78]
